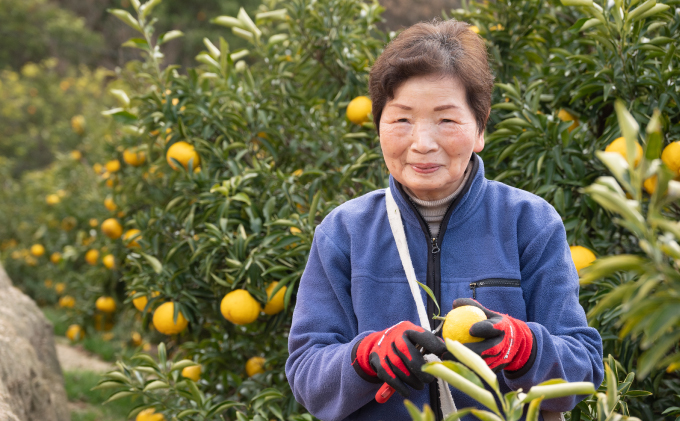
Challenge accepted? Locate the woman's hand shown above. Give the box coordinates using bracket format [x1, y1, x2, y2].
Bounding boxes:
[452, 298, 536, 374]
[351, 321, 446, 397]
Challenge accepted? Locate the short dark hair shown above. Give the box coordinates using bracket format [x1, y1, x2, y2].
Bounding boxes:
[369, 19, 494, 135]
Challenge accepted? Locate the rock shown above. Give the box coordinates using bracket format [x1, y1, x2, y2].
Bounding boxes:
[0, 264, 69, 421]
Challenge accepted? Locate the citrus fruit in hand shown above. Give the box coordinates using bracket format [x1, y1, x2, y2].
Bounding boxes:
[346, 96, 372, 125]
[263, 282, 287, 315]
[182, 365, 202, 381]
[245, 356, 266, 377]
[442, 305, 487, 343]
[166, 141, 200, 171]
[569, 245, 596, 272]
[605, 137, 643, 167]
[153, 302, 188, 335]
[661, 141, 680, 175]
[221, 290, 262, 325]
[95, 296, 116, 313]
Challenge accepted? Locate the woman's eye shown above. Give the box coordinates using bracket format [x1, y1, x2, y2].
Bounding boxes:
[442, 119, 456, 123]
[397, 118, 409, 123]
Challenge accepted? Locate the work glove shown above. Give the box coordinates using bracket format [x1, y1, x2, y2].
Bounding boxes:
[451, 298, 536, 376]
[351, 321, 446, 397]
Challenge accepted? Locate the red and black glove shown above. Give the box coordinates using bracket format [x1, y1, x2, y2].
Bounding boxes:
[351, 321, 446, 397]
[452, 298, 537, 377]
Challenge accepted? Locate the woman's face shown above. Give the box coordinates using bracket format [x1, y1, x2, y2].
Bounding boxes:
[379, 74, 484, 201]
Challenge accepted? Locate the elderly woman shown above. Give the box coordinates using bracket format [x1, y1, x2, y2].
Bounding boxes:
[285, 20, 603, 421]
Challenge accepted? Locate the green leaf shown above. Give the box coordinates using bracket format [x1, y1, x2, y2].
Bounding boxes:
[139, 252, 163, 274]
[159, 30, 184, 45]
[143, 380, 169, 391]
[104, 391, 135, 404]
[107, 9, 142, 32]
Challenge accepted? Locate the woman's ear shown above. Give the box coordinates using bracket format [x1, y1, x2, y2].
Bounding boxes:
[473, 130, 485, 153]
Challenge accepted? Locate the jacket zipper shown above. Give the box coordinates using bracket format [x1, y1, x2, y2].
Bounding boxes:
[395, 155, 479, 421]
[469, 279, 521, 299]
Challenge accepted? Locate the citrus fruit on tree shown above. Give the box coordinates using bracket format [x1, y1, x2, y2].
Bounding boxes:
[245, 356, 266, 377]
[569, 245, 596, 272]
[85, 249, 99, 265]
[166, 141, 200, 171]
[152, 302, 188, 335]
[50, 252, 62, 264]
[136, 408, 166, 421]
[89, 218, 99, 227]
[661, 141, 680, 175]
[605, 137, 643, 167]
[103, 254, 115, 269]
[105, 159, 121, 173]
[131, 291, 160, 311]
[131, 332, 143, 346]
[66, 324, 84, 341]
[55, 282, 66, 294]
[104, 196, 117, 212]
[101, 218, 123, 239]
[46, 194, 60, 205]
[44, 279, 53, 288]
[123, 229, 142, 248]
[182, 365, 201, 382]
[220, 290, 262, 325]
[442, 305, 487, 343]
[95, 296, 116, 313]
[644, 175, 658, 195]
[263, 282, 287, 315]
[123, 148, 146, 167]
[557, 109, 579, 133]
[61, 216, 77, 231]
[59, 295, 75, 308]
[346, 96, 372, 125]
[30, 244, 45, 257]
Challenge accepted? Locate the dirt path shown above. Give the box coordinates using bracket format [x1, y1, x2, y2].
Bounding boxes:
[55, 337, 114, 373]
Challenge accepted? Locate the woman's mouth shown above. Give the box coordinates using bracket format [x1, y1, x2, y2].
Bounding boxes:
[410, 164, 441, 174]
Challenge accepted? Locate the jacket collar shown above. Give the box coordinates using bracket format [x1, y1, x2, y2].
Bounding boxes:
[388, 153, 486, 232]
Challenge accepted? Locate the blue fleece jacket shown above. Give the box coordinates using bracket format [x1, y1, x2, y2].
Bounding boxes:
[286, 154, 604, 421]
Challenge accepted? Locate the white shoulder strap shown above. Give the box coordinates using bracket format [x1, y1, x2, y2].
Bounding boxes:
[384, 188, 431, 330]
[384, 188, 456, 415]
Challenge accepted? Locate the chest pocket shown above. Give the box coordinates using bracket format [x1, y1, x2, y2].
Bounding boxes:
[469, 278, 527, 322]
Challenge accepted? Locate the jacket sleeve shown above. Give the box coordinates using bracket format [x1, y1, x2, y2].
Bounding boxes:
[285, 226, 379, 421]
[504, 204, 604, 411]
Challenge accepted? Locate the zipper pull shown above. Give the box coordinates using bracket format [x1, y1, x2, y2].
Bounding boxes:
[431, 237, 440, 254]
[470, 282, 477, 299]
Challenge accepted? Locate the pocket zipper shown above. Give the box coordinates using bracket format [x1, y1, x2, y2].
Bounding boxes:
[469, 279, 521, 299]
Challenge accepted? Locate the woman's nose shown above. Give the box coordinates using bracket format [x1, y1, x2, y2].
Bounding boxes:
[410, 122, 439, 153]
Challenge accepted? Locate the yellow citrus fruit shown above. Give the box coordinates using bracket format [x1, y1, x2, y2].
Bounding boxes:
[123, 149, 147, 167]
[93, 163, 103, 174]
[290, 227, 301, 234]
[661, 141, 680, 176]
[605, 137, 643, 167]
[557, 109, 580, 133]
[96, 296, 116, 313]
[30, 244, 45, 257]
[644, 175, 658, 195]
[131, 291, 160, 311]
[103, 254, 115, 269]
[46, 194, 60, 205]
[50, 252, 62, 264]
[136, 408, 166, 421]
[263, 282, 287, 315]
[55, 282, 66, 294]
[131, 332, 143, 346]
[153, 302, 189, 335]
[166, 141, 201, 171]
[182, 365, 202, 382]
[104, 196, 117, 212]
[85, 249, 99, 265]
[44, 279, 53, 288]
[346, 96, 372, 125]
[220, 290, 262, 325]
[123, 229, 142, 248]
[101, 218, 123, 239]
[66, 324, 84, 341]
[442, 305, 487, 343]
[245, 356, 266, 377]
[59, 295, 75, 308]
[89, 218, 99, 228]
[469, 25, 480, 34]
[70, 149, 82, 160]
[569, 245, 596, 272]
[105, 159, 121, 173]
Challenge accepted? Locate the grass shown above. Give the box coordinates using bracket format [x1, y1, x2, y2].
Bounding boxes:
[64, 370, 137, 421]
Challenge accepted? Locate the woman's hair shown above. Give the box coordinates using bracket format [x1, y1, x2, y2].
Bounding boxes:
[369, 19, 494, 135]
